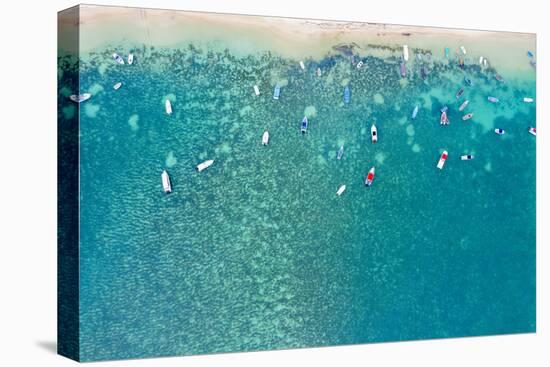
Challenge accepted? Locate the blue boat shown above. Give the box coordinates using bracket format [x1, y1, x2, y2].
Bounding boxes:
[412, 105, 419, 119]
[344, 86, 350, 104]
[300, 116, 308, 134]
[464, 77, 473, 86]
[527, 50, 534, 58]
[445, 47, 449, 58]
[273, 84, 281, 100]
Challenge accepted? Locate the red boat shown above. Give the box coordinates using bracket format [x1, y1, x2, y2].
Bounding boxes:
[364, 167, 375, 186]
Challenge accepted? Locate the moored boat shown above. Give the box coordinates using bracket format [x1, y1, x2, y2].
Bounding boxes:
[113, 82, 122, 90]
[495, 74, 505, 83]
[344, 86, 350, 104]
[112, 53, 124, 65]
[161, 170, 172, 193]
[196, 159, 214, 172]
[523, 97, 534, 103]
[461, 154, 474, 161]
[464, 77, 473, 86]
[364, 167, 375, 186]
[371, 124, 378, 143]
[128, 53, 134, 65]
[440, 111, 450, 125]
[316, 67, 322, 76]
[527, 50, 534, 58]
[460, 46, 467, 55]
[462, 113, 474, 121]
[299, 61, 305, 70]
[69, 93, 91, 103]
[273, 84, 281, 100]
[412, 105, 419, 119]
[262, 131, 269, 145]
[356, 60, 364, 69]
[528, 127, 536, 136]
[456, 87, 465, 99]
[488, 96, 499, 103]
[337, 145, 344, 160]
[494, 128, 505, 135]
[336, 185, 346, 196]
[459, 100, 469, 111]
[403, 45, 409, 61]
[437, 150, 448, 169]
[400, 62, 406, 77]
[253, 85, 260, 96]
[300, 116, 308, 134]
[165, 99, 173, 114]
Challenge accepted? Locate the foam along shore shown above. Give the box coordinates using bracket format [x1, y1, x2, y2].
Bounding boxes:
[73, 5, 536, 73]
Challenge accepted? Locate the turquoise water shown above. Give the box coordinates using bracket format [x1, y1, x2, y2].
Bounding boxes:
[62, 41, 535, 361]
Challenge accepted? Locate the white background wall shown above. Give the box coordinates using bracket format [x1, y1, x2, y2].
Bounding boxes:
[0, 0, 546, 366]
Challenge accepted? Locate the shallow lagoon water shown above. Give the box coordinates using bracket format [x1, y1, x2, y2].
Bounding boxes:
[62, 29, 535, 361]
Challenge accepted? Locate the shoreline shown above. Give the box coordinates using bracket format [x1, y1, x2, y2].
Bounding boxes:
[70, 5, 535, 74]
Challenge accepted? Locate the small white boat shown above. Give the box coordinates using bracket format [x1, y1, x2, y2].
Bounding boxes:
[112, 53, 125, 65]
[488, 96, 499, 103]
[460, 46, 467, 55]
[403, 45, 409, 61]
[371, 124, 378, 143]
[301, 116, 308, 134]
[483, 58, 488, 67]
[461, 154, 474, 161]
[523, 97, 534, 103]
[364, 167, 375, 187]
[69, 93, 91, 103]
[528, 127, 536, 136]
[253, 85, 260, 96]
[412, 105, 419, 119]
[356, 60, 364, 69]
[437, 150, 448, 169]
[299, 61, 305, 70]
[459, 100, 469, 112]
[161, 170, 172, 193]
[113, 82, 122, 90]
[336, 185, 346, 196]
[337, 145, 344, 160]
[128, 53, 134, 65]
[462, 113, 474, 121]
[262, 131, 269, 145]
[196, 159, 214, 172]
[273, 84, 281, 100]
[316, 67, 322, 76]
[494, 128, 505, 135]
[165, 99, 172, 115]
[479, 56, 484, 65]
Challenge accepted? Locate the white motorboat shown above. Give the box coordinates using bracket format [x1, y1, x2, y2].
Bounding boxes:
[337, 145, 344, 160]
[356, 60, 364, 69]
[488, 96, 499, 103]
[299, 61, 305, 70]
[336, 185, 346, 196]
[300, 116, 308, 134]
[161, 170, 172, 193]
[112, 53, 125, 65]
[165, 99, 173, 115]
[262, 131, 269, 145]
[128, 53, 134, 65]
[113, 82, 122, 90]
[460, 46, 467, 55]
[461, 154, 474, 161]
[528, 127, 536, 136]
[459, 100, 469, 111]
[462, 113, 474, 121]
[196, 159, 214, 172]
[412, 105, 419, 119]
[253, 85, 260, 96]
[364, 167, 375, 186]
[437, 150, 448, 169]
[316, 67, 322, 76]
[403, 45, 409, 61]
[371, 124, 378, 143]
[494, 128, 505, 135]
[69, 93, 91, 103]
[523, 97, 534, 103]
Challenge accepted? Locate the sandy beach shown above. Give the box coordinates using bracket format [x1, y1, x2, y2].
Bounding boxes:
[68, 4, 536, 73]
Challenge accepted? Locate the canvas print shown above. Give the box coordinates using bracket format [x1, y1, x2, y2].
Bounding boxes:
[57, 4, 536, 362]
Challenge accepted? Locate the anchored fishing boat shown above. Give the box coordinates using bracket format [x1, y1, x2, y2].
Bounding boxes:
[412, 105, 419, 119]
[336, 185, 346, 196]
[337, 145, 344, 160]
[456, 87, 465, 99]
[494, 128, 505, 135]
[400, 62, 406, 77]
[528, 127, 536, 136]
[165, 99, 173, 114]
[479, 56, 484, 65]
[196, 159, 214, 172]
[461, 155, 474, 161]
[462, 113, 474, 121]
[161, 170, 172, 193]
[113, 82, 122, 90]
[299, 61, 305, 70]
[460, 46, 467, 55]
[128, 53, 134, 65]
[464, 77, 473, 86]
[262, 131, 269, 145]
[112, 53, 125, 65]
[253, 85, 260, 96]
[488, 96, 499, 103]
[69, 93, 91, 103]
[371, 124, 378, 143]
[316, 67, 322, 76]
[356, 60, 364, 69]
[440, 111, 450, 125]
[403, 45, 409, 61]
[437, 150, 448, 169]
[344, 86, 350, 104]
[273, 84, 281, 100]
[364, 167, 375, 186]
[459, 100, 469, 111]
[300, 116, 308, 134]
[524, 97, 534, 103]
